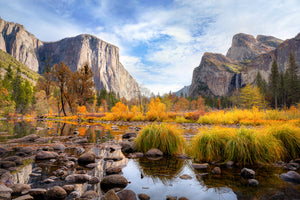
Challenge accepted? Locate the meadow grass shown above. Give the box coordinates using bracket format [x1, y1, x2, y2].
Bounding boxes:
[134, 123, 186, 155]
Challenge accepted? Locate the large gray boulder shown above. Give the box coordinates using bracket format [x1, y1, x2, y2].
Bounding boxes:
[117, 189, 137, 200]
[280, 171, 300, 184]
[100, 175, 128, 192]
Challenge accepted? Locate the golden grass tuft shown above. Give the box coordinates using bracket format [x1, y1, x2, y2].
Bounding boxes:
[267, 124, 300, 160]
[134, 123, 186, 155]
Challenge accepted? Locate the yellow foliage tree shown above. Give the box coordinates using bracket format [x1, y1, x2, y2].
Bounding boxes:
[111, 102, 131, 120]
[78, 105, 87, 114]
[238, 85, 266, 109]
[146, 97, 167, 121]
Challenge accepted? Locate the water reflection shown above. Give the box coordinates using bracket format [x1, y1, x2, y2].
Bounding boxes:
[137, 157, 185, 184]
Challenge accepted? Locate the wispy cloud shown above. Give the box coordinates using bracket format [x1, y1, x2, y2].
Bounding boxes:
[1, 0, 300, 95]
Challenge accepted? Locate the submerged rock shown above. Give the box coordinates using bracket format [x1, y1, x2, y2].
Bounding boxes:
[241, 168, 255, 179]
[28, 188, 47, 199]
[62, 185, 74, 194]
[121, 141, 136, 153]
[122, 132, 137, 139]
[117, 189, 137, 200]
[280, 171, 300, 184]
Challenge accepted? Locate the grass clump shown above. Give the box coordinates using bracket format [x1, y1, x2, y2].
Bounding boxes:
[188, 126, 284, 165]
[225, 128, 283, 165]
[187, 127, 233, 162]
[135, 123, 186, 155]
[267, 124, 300, 160]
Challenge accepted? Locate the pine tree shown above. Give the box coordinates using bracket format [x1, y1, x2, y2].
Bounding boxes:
[269, 60, 280, 109]
[256, 71, 268, 95]
[287, 52, 300, 105]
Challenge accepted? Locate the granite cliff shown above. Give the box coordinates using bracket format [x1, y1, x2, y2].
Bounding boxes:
[189, 33, 300, 98]
[0, 17, 139, 100]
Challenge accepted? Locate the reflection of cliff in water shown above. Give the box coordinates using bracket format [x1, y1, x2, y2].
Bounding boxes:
[194, 165, 300, 199]
[137, 156, 185, 184]
[11, 146, 128, 198]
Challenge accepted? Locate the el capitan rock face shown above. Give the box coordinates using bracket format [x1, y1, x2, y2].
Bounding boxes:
[189, 33, 300, 98]
[0, 17, 139, 99]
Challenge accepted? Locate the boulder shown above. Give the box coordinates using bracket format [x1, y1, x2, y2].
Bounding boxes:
[0, 147, 8, 158]
[241, 168, 255, 179]
[47, 186, 67, 200]
[191, 163, 209, 169]
[12, 194, 34, 200]
[104, 157, 123, 161]
[62, 185, 74, 194]
[138, 193, 150, 200]
[28, 188, 47, 199]
[10, 183, 31, 196]
[122, 132, 137, 139]
[81, 190, 98, 199]
[0, 185, 13, 200]
[0, 161, 16, 169]
[145, 148, 163, 157]
[100, 175, 128, 192]
[286, 162, 300, 170]
[101, 189, 120, 200]
[35, 137, 52, 143]
[10, 134, 40, 143]
[89, 176, 100, 184]
[69, 191, 80, 199]
[106, 167, 122, 175]
[35, 151, 58, 160]
[178, 197, 189, 200]
[46, 186, 67, 200]
[78, 152, 96, 165]
[121, 141, 136, 153]
[65, 174, 90, 183]
[117, 189, 137, 200]
[4, 156, 23, 165]
[53, 144, 66, 152]
[212, 167, 221, 175]
[280, 171, 300, 184]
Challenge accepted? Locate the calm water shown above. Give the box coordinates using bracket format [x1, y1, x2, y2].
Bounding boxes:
[1, 120, 300, 200]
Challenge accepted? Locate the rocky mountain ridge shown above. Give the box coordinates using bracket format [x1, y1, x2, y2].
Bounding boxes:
[189, 32, 300, 98]
[0, 17, 139, 100]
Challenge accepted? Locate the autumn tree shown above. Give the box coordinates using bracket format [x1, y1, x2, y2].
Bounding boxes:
[269, 60, 280, 109]
[174, 97, 189, 112]
[52, 62, 72, 116]
[238, 84, 266, 109]
[196, 96, 205, 111]
[146, 97, 167, 121]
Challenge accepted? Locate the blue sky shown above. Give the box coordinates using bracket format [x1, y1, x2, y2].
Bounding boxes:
[1, 0, 300, 95]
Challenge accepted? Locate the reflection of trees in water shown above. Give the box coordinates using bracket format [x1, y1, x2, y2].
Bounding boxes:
[193, 165, 300, 199]
[137, 156, 185, 184]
